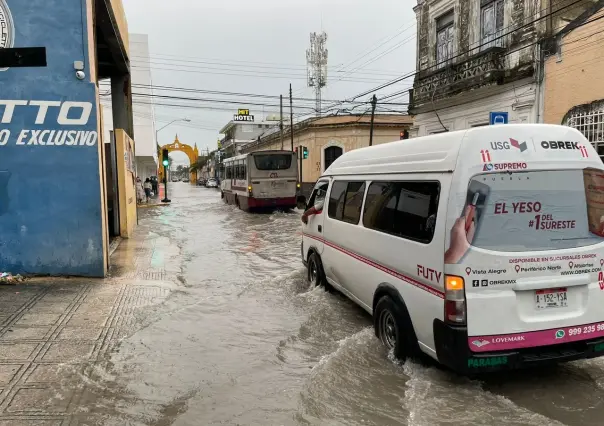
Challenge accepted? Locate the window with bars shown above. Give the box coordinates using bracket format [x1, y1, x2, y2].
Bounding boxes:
[565, 102, 604, 158]
[436, 11, 454, 67]
[481, 0, 505, 50]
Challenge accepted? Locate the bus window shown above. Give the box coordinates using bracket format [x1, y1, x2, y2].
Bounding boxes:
[254, 154, 292, 170]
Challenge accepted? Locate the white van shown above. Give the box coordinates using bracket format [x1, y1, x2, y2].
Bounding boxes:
[301, 124, 604, 374]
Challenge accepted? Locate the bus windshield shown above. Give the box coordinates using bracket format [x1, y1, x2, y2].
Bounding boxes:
[254, 154, 292, 170]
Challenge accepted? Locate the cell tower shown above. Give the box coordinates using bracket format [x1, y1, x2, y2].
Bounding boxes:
[306, 32, 328, 117]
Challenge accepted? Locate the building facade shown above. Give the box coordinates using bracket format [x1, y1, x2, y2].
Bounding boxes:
[103, 33, 158, 181]
[540, 3, 604, 158]
[219, 114, 275, 158]
[408, 0, 599, 136]
[0, 0, 134, 277]
[240, 114, 413, 195]
[409, 0, 542, 134]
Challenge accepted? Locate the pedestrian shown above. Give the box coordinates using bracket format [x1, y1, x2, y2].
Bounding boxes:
[136, 177, 145, 204]
[143, 178, 152, 203]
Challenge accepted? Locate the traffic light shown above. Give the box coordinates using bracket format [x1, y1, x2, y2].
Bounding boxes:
[302, 146, 308, 159]
[162, 149, 169, 167]
[400, 130, 409, 140]
[294, 147, 298, 157]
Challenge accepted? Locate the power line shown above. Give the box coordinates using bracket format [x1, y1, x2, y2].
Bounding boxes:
[130, 64, 395, 84]
[347, 0, 587, 102]
[129, 55, 404, 78]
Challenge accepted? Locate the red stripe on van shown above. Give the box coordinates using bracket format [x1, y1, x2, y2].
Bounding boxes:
[303, 233, 444, 299]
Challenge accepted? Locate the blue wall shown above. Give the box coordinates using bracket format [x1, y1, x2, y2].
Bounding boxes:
[0, 0, 105, 276]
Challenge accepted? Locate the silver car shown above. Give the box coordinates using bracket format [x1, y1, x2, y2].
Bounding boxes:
[206, 178, 218, 188]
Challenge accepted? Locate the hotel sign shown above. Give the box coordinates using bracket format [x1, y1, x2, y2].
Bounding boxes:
[233, 109, 254, 122]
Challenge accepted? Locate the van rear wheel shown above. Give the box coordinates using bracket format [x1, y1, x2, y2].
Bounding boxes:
[374, 296, 420, 361]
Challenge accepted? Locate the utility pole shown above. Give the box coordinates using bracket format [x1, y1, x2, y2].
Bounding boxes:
[369, 94, 378, 147]
[299, 148, 303, 190]
[161, 149, 171, 203]
[280, 94, 284, 150]
[289, 84, 294, 152]
[306, 32, 328, 117]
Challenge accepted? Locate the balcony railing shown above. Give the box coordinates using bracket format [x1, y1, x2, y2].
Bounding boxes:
[411, 47, 505, 106]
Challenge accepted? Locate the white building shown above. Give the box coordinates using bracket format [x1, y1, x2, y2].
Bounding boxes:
[103, 33, 158, 180]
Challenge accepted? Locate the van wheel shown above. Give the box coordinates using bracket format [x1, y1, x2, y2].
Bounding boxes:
[221, 191, 224, 199]
[307, 252, 325, 287]
[374, 296, 420, 361]
[235, 196, 240, 209]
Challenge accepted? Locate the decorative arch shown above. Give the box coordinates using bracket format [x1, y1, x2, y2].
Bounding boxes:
[158, 135, 199, 183]
[321, 141, 345, 172]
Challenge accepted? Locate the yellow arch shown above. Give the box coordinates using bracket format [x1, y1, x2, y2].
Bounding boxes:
[159, 135, 199, 184]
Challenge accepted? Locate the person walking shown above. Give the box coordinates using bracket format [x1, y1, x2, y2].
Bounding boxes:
[143, 178, 152, 203]
[136, 177, 145, 204]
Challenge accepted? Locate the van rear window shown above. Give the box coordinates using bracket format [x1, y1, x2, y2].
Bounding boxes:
[466, 169, 604, 252]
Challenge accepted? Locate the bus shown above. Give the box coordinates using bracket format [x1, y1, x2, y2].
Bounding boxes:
[220, 150, 299, 211]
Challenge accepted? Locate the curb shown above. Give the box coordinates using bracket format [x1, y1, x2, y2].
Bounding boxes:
[137, 203, 170, 209]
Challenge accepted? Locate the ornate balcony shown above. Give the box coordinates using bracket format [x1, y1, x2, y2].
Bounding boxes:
[411, 47, 506, 108]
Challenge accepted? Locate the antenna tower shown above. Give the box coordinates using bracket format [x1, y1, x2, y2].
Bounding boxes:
[306, 32, 328, 117]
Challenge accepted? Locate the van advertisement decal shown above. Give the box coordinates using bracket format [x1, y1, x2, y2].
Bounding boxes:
[445, 168, 604, 265]
[469, 321, 604, 352]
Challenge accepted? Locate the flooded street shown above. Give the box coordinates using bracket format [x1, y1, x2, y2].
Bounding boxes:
[94, 183, 604, 426]
[4, 183, 604, 425]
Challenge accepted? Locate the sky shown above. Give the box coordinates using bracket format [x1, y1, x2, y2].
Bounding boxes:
[121, 0, 417, 165]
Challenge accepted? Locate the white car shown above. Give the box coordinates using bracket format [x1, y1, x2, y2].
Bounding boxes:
[206, 178, 218, 188]
[301, 124, 604, 374]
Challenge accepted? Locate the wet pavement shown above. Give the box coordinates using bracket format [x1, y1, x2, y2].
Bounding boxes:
[2, 182, 604, 425]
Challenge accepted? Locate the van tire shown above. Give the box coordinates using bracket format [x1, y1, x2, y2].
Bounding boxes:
[374, 296, 420, 361]
[307, 252, 325, 287]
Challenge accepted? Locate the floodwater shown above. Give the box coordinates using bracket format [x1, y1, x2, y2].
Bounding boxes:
[100, 183, 604, 425]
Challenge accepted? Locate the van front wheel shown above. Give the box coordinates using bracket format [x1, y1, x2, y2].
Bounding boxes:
[375, 296, 419, 361]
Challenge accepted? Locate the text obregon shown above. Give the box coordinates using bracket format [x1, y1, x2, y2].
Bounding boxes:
[0, 100, 98, 147]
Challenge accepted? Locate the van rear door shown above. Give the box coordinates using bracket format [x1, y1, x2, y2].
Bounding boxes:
[445, 126, 604, 353]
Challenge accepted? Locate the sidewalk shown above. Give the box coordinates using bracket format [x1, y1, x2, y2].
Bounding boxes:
[0, 208, 180, 424]
[137, 184, 169, 208]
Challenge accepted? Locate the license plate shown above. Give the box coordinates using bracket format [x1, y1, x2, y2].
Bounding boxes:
[535, 288, 568, 309]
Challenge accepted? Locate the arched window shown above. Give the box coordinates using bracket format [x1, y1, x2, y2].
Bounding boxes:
[324, 145, 343, 171]
[564, 100, 604, 158]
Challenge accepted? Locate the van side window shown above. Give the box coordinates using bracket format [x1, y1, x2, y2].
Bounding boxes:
[307, 181, 329, 210]
[328, 181, 366, 224]
[328, 181, 347, 218]
[363, 181, 440, 243]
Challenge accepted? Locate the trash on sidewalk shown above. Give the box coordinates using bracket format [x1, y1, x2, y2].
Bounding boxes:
[0, 272, 25, 285]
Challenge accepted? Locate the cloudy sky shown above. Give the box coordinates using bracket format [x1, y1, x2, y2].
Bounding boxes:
[122, 0, 416, 164]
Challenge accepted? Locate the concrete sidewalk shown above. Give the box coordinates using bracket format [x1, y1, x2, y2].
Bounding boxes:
[0, 209, 181, 425]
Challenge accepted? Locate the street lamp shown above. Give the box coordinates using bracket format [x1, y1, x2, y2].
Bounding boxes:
[155, 118, 191, 142]
[156, 118, 190, 203]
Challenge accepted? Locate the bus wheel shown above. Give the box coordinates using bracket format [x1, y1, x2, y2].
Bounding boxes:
[235, 196, 240, 209]
[220, 191, 224, 199]
[374, 296, 420, 361]
[307, 252, 325, 287]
